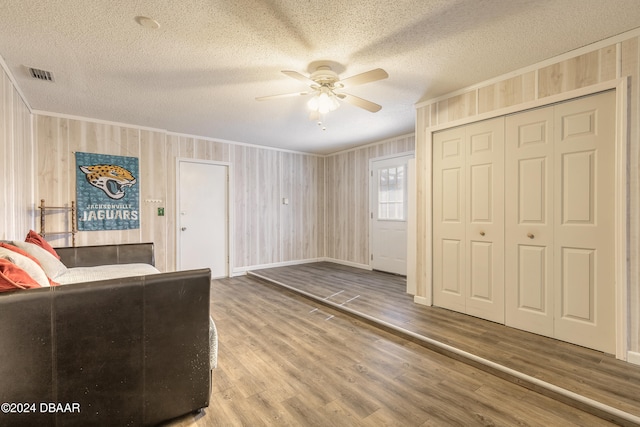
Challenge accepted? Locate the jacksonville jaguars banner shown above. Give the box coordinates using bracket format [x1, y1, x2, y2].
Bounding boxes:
[75, 152, 140, 231]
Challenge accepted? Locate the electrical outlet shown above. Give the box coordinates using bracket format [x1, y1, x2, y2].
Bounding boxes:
[157, 207, 165, 216]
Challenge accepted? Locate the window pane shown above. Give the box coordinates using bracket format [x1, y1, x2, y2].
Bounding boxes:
[379, 203, 388, 219]
[388, 167, 396, 187]
[379, 169, 388, 188]
[397, 166, 404, 189]
[379, 188, 388, 202]
[376, 165, 407, 221]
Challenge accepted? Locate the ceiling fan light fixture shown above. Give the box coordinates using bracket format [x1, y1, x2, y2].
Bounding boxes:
[307, 90, 340, 115]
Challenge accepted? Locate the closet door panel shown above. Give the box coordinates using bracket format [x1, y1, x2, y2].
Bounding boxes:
[518, 245, 548, 311]
[561, 247, 595, 321]
[465, 119, 504, 323]
[433, 127, 466, 313]
[470, 164, 493, 222]
[518, 158, 547, 223]
[442, 168, 463, 222]
[469, 240, 493, 300]
[505, 107, 555, 336]
[561, 151, 595, 225]
[553, 91, 616, 354]
[441, 239, 463, 295]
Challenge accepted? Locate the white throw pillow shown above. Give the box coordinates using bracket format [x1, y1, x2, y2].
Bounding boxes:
[0, 247, 50, 287]
[11, 241, 68, 279]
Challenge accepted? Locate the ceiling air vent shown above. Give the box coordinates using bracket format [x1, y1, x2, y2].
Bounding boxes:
[28, 67, 54, 82]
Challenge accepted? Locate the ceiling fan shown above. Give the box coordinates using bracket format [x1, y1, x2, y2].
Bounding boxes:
[256, 63, 389, 119]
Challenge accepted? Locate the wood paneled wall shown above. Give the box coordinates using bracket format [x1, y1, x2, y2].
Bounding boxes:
[325, 135, 415, 267]
[0, 64, 34, 241]
[33, 117, 324, 274]
[415, 31, 640, 356]
[33, 113, 408, 274]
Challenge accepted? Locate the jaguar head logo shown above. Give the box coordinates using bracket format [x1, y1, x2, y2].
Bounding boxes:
[79, 164, 137, 200]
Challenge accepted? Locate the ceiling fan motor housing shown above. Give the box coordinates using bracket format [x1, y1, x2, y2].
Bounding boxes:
[310, 66, 340, 87]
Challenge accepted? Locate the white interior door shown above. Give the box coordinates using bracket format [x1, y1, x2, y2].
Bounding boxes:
[434, 91, 616, 353]
[177, 160, 228, 278]
[370, 155, 412, 275]
[552, 91, 616, 353]
[465, 119, 504, 323]
[505, 106, 555, 336]
[433, 126, 467, 313]
[432, 118, 505, 323]
[505, 91, 615, 353]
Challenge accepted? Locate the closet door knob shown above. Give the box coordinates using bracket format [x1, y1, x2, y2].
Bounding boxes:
[527, 233, 534, 239]
[480, 231, 485, 236]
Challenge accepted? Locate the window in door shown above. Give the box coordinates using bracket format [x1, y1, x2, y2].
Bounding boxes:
[378, 165, 406, 220]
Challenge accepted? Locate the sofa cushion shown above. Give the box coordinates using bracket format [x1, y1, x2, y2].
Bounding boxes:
[0, 247, 50, 288]
[25, 229, 61, 259]
[0, 258, 42, 292]
[11, 241, 68, 279]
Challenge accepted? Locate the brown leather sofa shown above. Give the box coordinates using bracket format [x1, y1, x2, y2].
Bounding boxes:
[0, 243, 212, 426]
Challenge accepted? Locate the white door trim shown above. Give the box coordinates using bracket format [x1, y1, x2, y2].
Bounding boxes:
[175, 157, 234, 276]
[420, 78, 629, 360]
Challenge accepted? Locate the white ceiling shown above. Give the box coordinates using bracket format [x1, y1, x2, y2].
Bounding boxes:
[1, 1, 639, 154]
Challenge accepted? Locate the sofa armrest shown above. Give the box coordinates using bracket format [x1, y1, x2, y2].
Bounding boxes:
[56, 242, 155, 267]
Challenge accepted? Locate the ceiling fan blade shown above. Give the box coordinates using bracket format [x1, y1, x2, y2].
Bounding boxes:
[339, 68, 388, 88]
[336, 93, 382, 112]
[281, 70, 316, 85]
[255, 91, 311, 101]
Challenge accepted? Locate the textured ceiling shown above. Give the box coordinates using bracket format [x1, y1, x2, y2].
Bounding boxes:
[1, 1, 639, 154]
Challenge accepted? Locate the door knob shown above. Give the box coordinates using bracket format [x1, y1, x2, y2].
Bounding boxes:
[480, 231, 485, 236]
[181, 227, 187, 231]
[527, 233, 534, 239]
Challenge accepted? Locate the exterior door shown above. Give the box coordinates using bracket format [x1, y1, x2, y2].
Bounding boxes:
[177, 159, 228, 278]
[370, 155, 412, 275]
[433, 118, 504, 323]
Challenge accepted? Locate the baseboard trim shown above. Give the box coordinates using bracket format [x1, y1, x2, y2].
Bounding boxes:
[628, 351, 640, 366]
[414, 295, 431, 306]
[322, 257, 372, 271]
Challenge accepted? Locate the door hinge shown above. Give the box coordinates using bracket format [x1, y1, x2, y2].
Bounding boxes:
[371, 254, 373, 261]
[371, 212, 373, 219]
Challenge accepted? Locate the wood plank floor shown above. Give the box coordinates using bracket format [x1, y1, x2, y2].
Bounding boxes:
[244, 262, 640, 426]
[165, 271, 629, 426]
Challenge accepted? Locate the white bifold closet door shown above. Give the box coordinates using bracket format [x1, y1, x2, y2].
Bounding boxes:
[433, 91, 616, 353]
[433, 118, 505, 324]
[505, 91, 616, 354]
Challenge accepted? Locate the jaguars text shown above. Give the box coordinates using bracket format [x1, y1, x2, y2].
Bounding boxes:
[79, 204, 139, 222]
